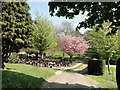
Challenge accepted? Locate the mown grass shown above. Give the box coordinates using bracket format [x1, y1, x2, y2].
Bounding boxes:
[85, 65, 117, 89]
[47, 51, 69, 58]
[46, 51, 84, 60]
[2, 63, 57, 88]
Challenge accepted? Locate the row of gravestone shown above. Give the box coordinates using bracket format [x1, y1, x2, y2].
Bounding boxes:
[13, 58, 77, 68]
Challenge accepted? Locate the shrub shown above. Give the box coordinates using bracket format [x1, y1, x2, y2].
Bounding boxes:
[88, 58, 106, 75]
[7, 52, 21, 63]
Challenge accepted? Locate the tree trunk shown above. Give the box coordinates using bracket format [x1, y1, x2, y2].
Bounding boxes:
[116, 59, 120, 89]
[2, 61, 5, 69]
[41, 53, 44, 59]
[70, 56, 72, 59]
[35, 53, 38, 60]
[1, 52, 10, 69]
[44, 53, 46, 57]
[39, 51, 43, 59]
[63, 53, 65, 57]
[27, 53, 29, 58]
[0, 57, 6, 69]
[107, 59, 111, 74]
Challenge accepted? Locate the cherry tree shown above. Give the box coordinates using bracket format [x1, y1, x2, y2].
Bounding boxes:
[58, 35, 90, 58]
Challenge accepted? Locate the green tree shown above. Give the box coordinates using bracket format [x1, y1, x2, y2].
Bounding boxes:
[30, 11, 57, 58]
[48, 2, 120, 34]
[84, 22, 118, 74]
[1, 2, 32, 68]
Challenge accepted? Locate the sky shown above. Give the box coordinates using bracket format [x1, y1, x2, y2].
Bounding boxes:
[27, 2, 90, 34]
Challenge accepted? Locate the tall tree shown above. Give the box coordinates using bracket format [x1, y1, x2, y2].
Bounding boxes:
[54, 21, 75, 57]
[84, 22, 118, 74]
[54, 21, 74, 36]
[1, 2, 32, 68]
[54, 21, 82, 37]
[30, 11, 57, 58]
[48, 2, 120, 34]
[60, 21, 74, 35]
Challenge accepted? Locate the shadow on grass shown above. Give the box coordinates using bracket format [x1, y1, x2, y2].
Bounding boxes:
[63, 67, 117, 90]
[2, 70, 117, 90]
[41, 81, 106, 90]
[2, 70, 45, 88]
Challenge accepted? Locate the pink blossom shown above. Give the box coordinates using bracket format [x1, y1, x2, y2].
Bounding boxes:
[58, 35, 90, 56]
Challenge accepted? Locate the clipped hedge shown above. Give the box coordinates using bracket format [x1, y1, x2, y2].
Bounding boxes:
[88, 58, 106, 75]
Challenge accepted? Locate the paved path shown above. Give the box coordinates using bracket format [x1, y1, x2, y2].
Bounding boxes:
[41, 63, 99, 89]
[55, 63, 82, 75]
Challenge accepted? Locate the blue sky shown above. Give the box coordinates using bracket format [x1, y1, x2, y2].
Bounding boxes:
[27, 2, 89, 34]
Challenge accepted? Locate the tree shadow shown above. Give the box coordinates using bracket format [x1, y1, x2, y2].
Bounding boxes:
[2, 70, 45, 88]
[70, 67, 88, 75]
[66, 66, 118, 90]
[41, 81, 104, 90]
[2, 70, 117, 90]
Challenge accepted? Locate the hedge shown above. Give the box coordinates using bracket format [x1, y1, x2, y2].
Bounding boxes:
[88, 58, 106, 75]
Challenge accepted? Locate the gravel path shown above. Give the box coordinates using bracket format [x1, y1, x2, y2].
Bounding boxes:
[41, 63, 99, 89]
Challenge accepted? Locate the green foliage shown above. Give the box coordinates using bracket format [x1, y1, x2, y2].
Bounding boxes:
[88, 59, 106, 75]
[14, 38, 24, 44]
[85, 48, 100, 59]
[85, 22, 118, 74]
[48, 2, 120, 34]
[30, 11, 57, 53]
[1, 2, 32, 64]
[7, 52, 20, 63]
[20, 48, 39, 53]
[110, 51, 120, 65]
[84, 22, 118, 61]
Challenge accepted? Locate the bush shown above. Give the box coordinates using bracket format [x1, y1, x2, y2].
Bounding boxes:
[88, 58, 106, 75]
[7, 52, 21, 63]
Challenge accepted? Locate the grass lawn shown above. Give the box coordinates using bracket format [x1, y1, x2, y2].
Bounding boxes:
[2, 63, 57, 88]
[46, 51, 84, 60]
[85, 65, 117, 89]
[47, 51, 69, 58]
